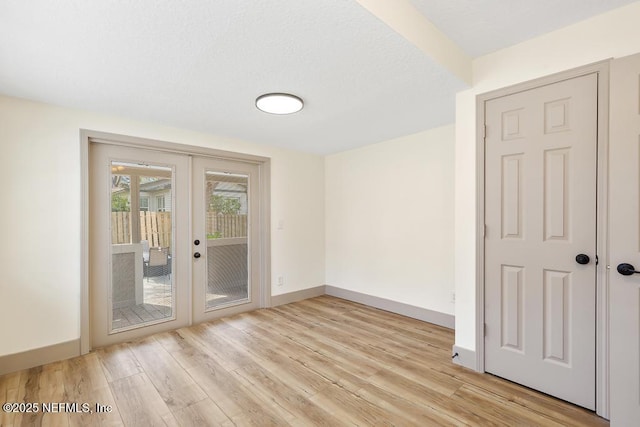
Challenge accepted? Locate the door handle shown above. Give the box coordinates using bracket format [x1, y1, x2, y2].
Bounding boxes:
[575, 254, 590, 265]
[194, 252, 201, 259]
[617, 263, 640, 276]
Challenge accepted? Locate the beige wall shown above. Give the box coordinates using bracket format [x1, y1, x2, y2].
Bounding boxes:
[5, 2, 639, 361]
[0, 95, 325, 356]
[326, 125, 455, 315]
[454, 1, 640, 350]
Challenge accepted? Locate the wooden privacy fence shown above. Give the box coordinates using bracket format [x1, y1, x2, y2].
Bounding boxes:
[111, 211, 172, 248]
[111, 211, 247, 247]
[111, 211, 132, 245]
[206, 213, 248, 239]
[140, 211, 171, 248]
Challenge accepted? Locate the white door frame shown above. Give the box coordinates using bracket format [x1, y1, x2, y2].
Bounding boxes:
[474, 60, 610, 418]
[80, 130, 271, 354]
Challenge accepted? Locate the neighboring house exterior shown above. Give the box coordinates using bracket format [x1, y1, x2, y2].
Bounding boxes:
[112, 177, 247, 214]
[207, 181, 248, 214]
[111, 177, 172, 213]
[139, 178, 172, 213]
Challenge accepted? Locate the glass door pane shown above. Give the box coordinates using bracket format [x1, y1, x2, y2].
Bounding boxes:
[110, 161, 174, 331]
[91, 142, 190, 348]
[205, 171, 249, 309]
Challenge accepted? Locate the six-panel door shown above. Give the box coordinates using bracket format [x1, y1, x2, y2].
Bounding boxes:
[484, 73, 598, 409]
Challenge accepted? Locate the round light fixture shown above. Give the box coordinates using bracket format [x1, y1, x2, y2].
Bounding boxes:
[256, 93, 303, 115]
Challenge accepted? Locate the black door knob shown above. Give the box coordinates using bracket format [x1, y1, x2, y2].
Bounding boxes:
[194, 252, 201, 259]
[617, 263, 640, 276]
[194, 239, 200, 246]
[575, 254, 590, 265]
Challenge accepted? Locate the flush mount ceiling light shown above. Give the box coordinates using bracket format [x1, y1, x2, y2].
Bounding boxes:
[255, 93, 304, 115]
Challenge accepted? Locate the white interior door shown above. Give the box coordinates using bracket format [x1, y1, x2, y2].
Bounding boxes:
[484, 73, 598, 409]
[610, 52, 640, 425]
[191, 156, 262, 323]
[89, 143, 191, 347]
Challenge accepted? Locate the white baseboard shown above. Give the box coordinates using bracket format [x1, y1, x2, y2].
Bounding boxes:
[451, 345, 478, 371]
[271, 285, 326, 307]
[0, 339, 80, 376]
[325, 285, 454, 329]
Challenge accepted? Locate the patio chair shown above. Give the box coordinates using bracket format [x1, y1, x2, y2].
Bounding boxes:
[144, 246, 170, 277]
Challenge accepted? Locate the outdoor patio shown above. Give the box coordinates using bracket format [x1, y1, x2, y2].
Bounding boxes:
[112, 275, 172, 330]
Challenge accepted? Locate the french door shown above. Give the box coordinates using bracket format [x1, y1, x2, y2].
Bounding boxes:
[89, 142, 263, 348]
[192, 157, 261, 323]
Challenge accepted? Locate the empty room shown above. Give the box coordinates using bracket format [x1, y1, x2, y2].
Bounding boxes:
[2, 1, 640, 425]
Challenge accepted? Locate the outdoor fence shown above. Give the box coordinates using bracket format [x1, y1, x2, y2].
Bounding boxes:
[111, 211, 248, 248]
[205, 212, 248, 239]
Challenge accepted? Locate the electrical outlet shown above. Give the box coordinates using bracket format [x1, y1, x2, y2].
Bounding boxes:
[277, 276, 284, 286]
[451, 291, 456, 303]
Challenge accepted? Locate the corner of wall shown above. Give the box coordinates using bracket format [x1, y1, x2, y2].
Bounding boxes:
[451, 344, 478, 372]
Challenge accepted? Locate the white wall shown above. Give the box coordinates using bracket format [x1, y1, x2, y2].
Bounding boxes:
[326, 125, 455, 315]
[454, 2, 640, 350]
[0, 95, 325, 356]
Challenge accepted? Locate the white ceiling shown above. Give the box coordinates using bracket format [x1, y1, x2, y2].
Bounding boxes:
[0, 1, 636, 154]
[410, 0, 638, 57]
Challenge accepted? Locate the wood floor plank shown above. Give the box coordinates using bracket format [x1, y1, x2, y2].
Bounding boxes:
[0, 296, 608, 426]
[0, 371, 22, 427]
[167, 328, 292, 425]
[270, 311, 464, 398]
[354, 382, 461, 426]
[68, 386, 124, 427]
[420, 354, 607, 426]
[227, 367, 298, 424]
[189, 322, 258, 371]
[96, 344, 143, 383]
[0, 371, 22, 395]
[366, 368, 493, 425]
[260, 315, 382, 379]
[348, 307, 454, 350]
[451, 384, 567, 426]
[61, 353, 124, 427]
[128, 337, 207, 411]
[237, 318, 377, 393]
[231, 362, 341, 426]
[308, 382, 403, 426]
[340, 309, 452, 356]
[108, 373, 172, 427]
[153, 329, 192, 354]
[186, 361, 291, 425]
[170, 398, 230, 426]
[215, 321, 333, 397]
[14, 366, 46, 426]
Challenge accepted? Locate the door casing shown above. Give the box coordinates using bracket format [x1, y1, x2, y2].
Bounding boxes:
[475, 60, 610, 418]
[80, 130, 271, 353]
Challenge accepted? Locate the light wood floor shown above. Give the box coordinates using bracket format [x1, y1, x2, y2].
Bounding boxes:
[0, 296, 608, 426]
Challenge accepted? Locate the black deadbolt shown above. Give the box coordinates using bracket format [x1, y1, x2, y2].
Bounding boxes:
[575, 254, 590, 265]
[194, 252, 201, 259]
[194, 239, 200, 246]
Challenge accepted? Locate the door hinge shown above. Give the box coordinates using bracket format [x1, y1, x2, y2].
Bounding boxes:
[483, 224, 487, 237]
[595, 255, 599, 265]
[484, 323, 487, 337]
[483, 124, 487, 139]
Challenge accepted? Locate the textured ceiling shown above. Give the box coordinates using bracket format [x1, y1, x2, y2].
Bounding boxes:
[410, 0, 638, 57]
[0, 1, 635, 154]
